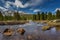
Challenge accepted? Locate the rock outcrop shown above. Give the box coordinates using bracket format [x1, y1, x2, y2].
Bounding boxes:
[17, 28, 25, 35]
[3, 28, 13, 36]
[42, 26, 52, 31]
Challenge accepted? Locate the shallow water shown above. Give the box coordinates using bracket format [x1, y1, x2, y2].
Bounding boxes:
[0, 22, 60, 40]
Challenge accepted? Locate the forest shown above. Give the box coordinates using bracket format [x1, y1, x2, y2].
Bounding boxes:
[0, 10, 60, 21]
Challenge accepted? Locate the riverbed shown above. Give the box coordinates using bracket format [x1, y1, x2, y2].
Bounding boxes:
[0, 22, 60, 40]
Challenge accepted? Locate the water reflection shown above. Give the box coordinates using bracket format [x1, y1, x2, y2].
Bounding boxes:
[55, 27, 60, 31]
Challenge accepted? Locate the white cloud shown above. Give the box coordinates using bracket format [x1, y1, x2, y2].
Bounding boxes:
[33, 9, 41, 12]
[30, 8, 41, 13]
[4, 0, 43, 8]
[18, 11, 28, 14]
[14, 0, 43, 8]
[29, 0, 43, 6]
[14, 10, 24, 13]
[5, 0, 29, 8]
[55, 8, 60, 11]
[18, 11, 23, 13]
[14, 0, 29, 8]
[0, 6, 8, 11]
[5, 1, 11, 8]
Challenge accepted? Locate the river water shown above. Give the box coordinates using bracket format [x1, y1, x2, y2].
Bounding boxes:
[0, 21, 60, 40]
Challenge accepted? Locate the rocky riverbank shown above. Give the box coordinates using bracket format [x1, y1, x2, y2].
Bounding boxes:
[0, 21, 29, 25]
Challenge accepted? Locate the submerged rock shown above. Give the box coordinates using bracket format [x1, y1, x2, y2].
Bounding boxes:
[27, 35, 32, 40]
[42, 26, 52, 31]
[17, 28, 25, 35]
[3, 28, 13, 36]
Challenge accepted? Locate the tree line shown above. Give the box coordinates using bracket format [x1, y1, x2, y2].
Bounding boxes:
[0, 10, 60, 21]
[33, 10, 60, 21]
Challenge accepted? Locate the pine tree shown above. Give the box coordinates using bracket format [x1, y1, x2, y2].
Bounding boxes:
[47, 12, 52, 20]
[0, 11, 3, 21]
[41, 12, 45, 20]
[56, 10, 60, 19]
[14, 12, 21, 20]
[44, 12, 47, 20]
[33, 14, 36, 20]
[52, 15, 56, 20]
[37, 12, 40, 20]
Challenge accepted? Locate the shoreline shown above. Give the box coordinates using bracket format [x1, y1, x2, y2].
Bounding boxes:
[0, 21, 29, 25]
[0, 20, 49, 25]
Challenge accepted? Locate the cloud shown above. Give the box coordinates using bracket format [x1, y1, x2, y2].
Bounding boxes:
[14, 0, 43, 8]
[33, 9, 41, 12]
[14, 0, 29, 8]
[4, 0, 43, 8]
[18, 11, 23, 13]
[0, 6, 8, 11]
[14, 10, 24, 13]
[29, 0, 43, 6]
[4, 0, 29, 8]
[5, 1, 11, 8]
[55, 8, 60, 11]
[30, 8, 41, 13]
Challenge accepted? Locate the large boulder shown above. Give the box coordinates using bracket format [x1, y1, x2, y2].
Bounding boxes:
[17, 28, 25, 35]
[48, 19, 60, 26]
[42, 26, 51, 31]
[3, 28, 14, 36]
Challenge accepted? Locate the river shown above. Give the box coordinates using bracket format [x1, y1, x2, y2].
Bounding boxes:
[0, 21, 60, 40]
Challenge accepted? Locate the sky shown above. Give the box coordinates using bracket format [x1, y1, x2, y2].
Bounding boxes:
[0, 0, 60, 14]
